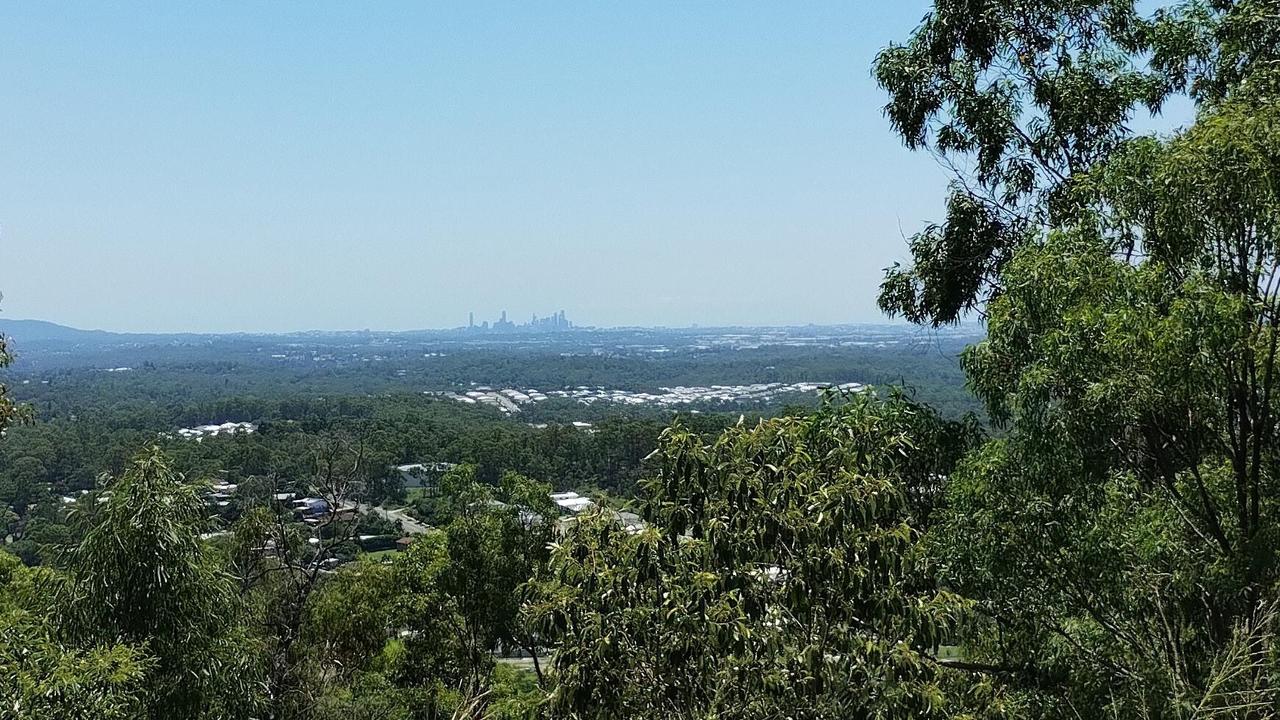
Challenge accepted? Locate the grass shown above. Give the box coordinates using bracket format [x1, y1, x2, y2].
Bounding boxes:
[363, 549, 401, 562]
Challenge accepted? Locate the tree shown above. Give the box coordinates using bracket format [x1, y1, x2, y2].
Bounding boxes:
[0, 317, 31, 436]
[385, 467, 557, 715]
[0, 322, 146, 719]
[230, 434, 370, 720]
[65, 447, 261, 719]
[533, 392, 985, 720]
[880, 1, 1280, 715]
[384, 532, 473, 719]
[0, 550, 148, 719]
[304, 557, 398, 681]
[441, 470, 556, 689]
[873, 0, 1279, 326]
[939, 81, 1280, 716]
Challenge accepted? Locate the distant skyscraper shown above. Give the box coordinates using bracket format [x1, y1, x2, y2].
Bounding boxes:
[460, 309, 574, 332]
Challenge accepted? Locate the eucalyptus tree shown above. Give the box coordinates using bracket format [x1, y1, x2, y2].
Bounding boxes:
[0, 315, 30, 434]
[387, 467, 557, 712]
[874, 0, 1280, 326]
[0, 550, 148, 719]
[533, 393, 990, 720]
[295, 465, 559, 719]
[0, 314, 149, 718]
[877, 1, 1280, 715]
[65, 447, 262, 719]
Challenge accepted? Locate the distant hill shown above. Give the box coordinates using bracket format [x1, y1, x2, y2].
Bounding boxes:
[0, 319, 118, 344]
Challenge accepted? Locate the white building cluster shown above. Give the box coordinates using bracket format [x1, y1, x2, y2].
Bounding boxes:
[175, 421, 257, 440]
[207, 481, 238, 508]
[549, 490, 645, 533]
[550, 491, 595, 514]
[441, 382, 864, 414]
[440, 388, 546, 414]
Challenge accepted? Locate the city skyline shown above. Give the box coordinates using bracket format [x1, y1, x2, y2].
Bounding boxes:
[0, 2, 956, 333]
[467, 309, 573, 332]
[0, 3, 1191, 333]
[0, 310, 960, 339]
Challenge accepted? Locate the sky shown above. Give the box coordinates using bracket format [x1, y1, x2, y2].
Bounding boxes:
[3, 3, 977, 332]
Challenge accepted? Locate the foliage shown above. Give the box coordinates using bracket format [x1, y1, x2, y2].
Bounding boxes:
[882, 0, 1280, 716]
[64, 447, 262, 719]
[305, 557, 399, 680]
[873, 0, 1280, 327]
[486, 664, 543, 720]
[0, 550, 148, 719]
[939, 77, 1280, 714]
[534, 393, 981, 719]
[0, 322, 32, 437]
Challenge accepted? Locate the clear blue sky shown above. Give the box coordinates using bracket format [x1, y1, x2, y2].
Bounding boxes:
[2, 2, 959, 332]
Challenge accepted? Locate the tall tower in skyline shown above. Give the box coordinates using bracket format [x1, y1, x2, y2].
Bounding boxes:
[468, 312, 474, 328]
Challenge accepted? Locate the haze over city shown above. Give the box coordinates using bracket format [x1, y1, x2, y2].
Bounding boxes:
[0, 2, 957, 333]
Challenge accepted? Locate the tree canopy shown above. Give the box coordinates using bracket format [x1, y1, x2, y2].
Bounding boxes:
[535, 392, 985, 719]
[875, 0, 1280, 716]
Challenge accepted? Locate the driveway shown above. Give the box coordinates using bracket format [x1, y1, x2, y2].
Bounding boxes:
[354, 502, 434, 535]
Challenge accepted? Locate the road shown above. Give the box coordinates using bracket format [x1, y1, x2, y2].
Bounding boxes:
[354, 503, 434, 535]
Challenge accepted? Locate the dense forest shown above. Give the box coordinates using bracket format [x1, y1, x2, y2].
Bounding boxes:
[6, 1, 1280, 718]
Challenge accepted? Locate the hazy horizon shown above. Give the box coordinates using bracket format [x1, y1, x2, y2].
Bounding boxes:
[0, 311, 956, 336]
[0, 3, 962, 333]
[0, 3, 1187, 334]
